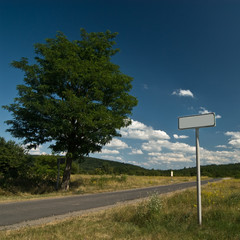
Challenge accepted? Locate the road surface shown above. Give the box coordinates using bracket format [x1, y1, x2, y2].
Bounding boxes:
[0, 178, 220, 229]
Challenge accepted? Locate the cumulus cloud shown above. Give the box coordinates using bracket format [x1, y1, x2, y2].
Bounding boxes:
[27, 145, 48, 155]
[148, 152, 193, 163]
[216, 145, 228, 148]
[199, 107, 222, 119]
[100, 149, 120, 154]
[142, 140, 195, 154]
[145, 144, 239, 167]
[173, 134, 189, 139]
[172, 89, 194, 98]
[200, 148, 236, 165]
[129, 149, 143, 155]
[105, 138, 129, 149]
[225, 131, 240, 148]
[120, 120, 170, 140]
[92, 119, 240, 170]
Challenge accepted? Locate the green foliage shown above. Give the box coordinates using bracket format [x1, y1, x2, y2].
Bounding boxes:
[173, 163, 240, 178]
[0, 137, 29, 181]
[3, 29, 137, 189]
[0, 137, 63, 191]
[110, 180, 240, 239]
[76, 156, 154, 175]
[134, 194, 163, 226]
[30, 155, 62, 182]
[3, 28, 137, 157]
[73, 156, 240, 178]
[0, 180, 239, 239]
[113, 193, 162, 227]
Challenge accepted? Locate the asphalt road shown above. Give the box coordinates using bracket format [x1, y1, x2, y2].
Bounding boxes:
[0, 178, 220, 228]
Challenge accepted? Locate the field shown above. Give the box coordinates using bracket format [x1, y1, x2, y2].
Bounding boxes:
[0, 179, 239, 239]
[0, 175, 198, 202]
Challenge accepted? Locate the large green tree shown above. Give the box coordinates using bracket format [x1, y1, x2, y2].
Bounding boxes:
[3, 29, 137, 190]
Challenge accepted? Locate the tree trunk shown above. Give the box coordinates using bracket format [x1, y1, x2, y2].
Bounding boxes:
[61, 154, 73, 191]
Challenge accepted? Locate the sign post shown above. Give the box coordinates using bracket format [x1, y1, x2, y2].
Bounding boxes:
[178, 113, 216, 225]
[195, 128, 202, 225]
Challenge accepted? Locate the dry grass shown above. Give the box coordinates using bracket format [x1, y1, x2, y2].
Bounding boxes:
[70, 174, 197, 193]
[1, 179, 239, 240]
[0, 175, 198, 202]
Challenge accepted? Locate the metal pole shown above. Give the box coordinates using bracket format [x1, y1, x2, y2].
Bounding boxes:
[195, 128, 202, 225]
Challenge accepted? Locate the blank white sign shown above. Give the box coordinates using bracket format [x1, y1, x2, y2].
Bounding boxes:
[178, 113, 216, 130]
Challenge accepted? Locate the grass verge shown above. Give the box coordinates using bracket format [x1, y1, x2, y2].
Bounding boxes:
[0, 179, 239, 239]
[0, 175, 198, 202]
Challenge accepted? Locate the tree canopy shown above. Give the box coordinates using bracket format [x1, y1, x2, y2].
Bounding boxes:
[3, 29, 138, 189]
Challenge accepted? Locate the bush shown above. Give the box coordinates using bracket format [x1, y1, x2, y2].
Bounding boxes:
[30, 155, 61, 182]
[134, 194, 162, 226]
[0, 137, 29, 182]
[0, 137, 65, 191]
[113, 193, 162, 227]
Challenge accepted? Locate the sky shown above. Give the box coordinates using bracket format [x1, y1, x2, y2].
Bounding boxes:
[1, 0, 240, 170]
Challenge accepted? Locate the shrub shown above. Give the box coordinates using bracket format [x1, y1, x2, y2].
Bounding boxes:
[113, 193, 163, 227]
[30, 155, 60, 182]
[134, 193, 162, 226]
[0, 137, 29, 182]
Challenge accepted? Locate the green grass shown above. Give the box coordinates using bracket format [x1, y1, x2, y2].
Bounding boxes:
[0, 179, 239, 239]
[0, 175, 197, 202]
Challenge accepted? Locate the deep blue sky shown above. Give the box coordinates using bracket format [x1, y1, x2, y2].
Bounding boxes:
[1, 0, 240, 169]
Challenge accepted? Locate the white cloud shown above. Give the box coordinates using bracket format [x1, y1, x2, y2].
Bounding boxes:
[142, 140, 162, 152]
[172, 89, 194, 98]
[215, 145, 228, 148]
[199, 107, 210, 115]
[127, 120, 147, 130]
[129, 149, 143, 155]
[199, 107, 222, 119]
[27, 145, 48, 155]
[59, 151, 67, 156]
[225, 131, 240, 139]
[225, 131, 240, 148]
[200, 148, 236, 165]
[142, 140, 195, 154]
[105, 138, 129, 149]
[173, 134, 189, 139]
[148, 152, 193, 163]
[145, 142, 239, 166]
[92, 119, 240, 170]
[100, 149, 120, 154]
[120, 120, 170, 140]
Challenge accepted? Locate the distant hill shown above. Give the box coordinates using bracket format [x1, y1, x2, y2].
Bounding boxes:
[73, 156, 153, 175]
[175, 163, 240, 178]
[72, 156, 240, 178]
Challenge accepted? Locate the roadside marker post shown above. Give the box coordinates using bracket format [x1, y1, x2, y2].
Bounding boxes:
[56, 158, 65, 190]
[178, 113, 216, 225]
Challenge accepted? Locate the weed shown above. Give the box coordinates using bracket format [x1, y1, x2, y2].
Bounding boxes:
[0, 179, 240, 240]
[113, 193, 163, 227]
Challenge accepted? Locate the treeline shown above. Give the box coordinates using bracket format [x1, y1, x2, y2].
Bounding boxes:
[73, 156, 240, 179]
[0, 137, 64, 192]
[1, 136, 240, 192]
[173, 164, 240, 178]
